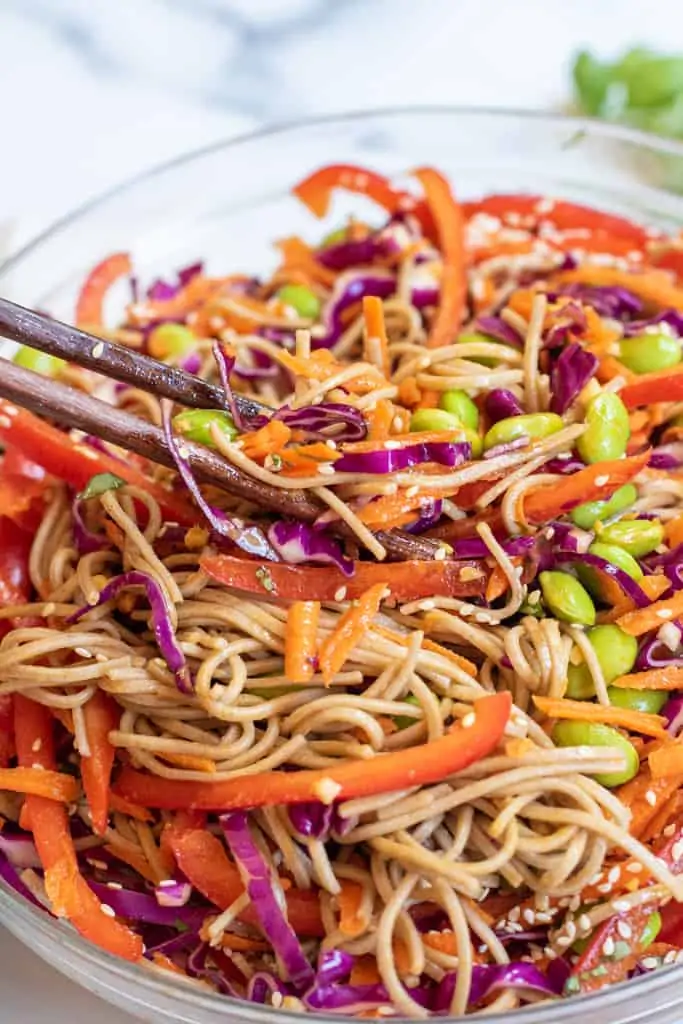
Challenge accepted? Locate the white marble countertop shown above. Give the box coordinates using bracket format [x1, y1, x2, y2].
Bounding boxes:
[3, 0, 683, 1019]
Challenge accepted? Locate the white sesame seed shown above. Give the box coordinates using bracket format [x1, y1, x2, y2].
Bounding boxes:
[384, 440, 401, 450]
[31, 738, 42, 753]
[333, 587, 347, 602]
[611, 899, 630, 913]
[626, 861, 643, 873]
[325, 440, 338, 450]
[107, 882, 123, 891]
[461, 713, 476, 729]
[602, 936, 615, 956]
[508, 906, 521, 923]
[317, 464, 336, 475]
[158, 879, 177, 888]
[641, 956, 659, 970]
[523, 908, 536, 924]
[578, 914, 592, 932]
[31, 763, 44, 771]
[597, 882, 613, 894]
[664, 824, 677, 838]
[434, 546, 447, 562]
[555, 935, 572, 948]
[607, 866, 621, 885]
[568, 894, 581, 912]
[617, 921, 632, 939]
[595, 475, 609, 487]
[665, 949, 678, 964]
[564, 921, 577, 941]
[645, 789, 657, 807]
[672, 838, 683, 862]
[657, 609, 674, 620]
[101, 904, 116, 918]
[313, 777, 342, 805]
[405, 486, 419, 498]
[92, 342, 105, 359]
[0, 416, 11, 429]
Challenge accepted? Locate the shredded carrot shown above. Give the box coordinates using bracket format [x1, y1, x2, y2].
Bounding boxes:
[350, 956, 381, 986]
[640, 789, 683, 843]
[556, 265, 683, 311]
[422, 930, 458, 955]
[160, 752, 217, 773]
[276, 236, 338, 287]
[285, 601, 320, 684]
[365, 398, 395, 441]
[618, 767, 683, 836]
[240, 421, 292, 461]
[362, 295, 390, 378]
[278, 348, 339, 380]
[343, 428, 466, 454]
[357, 487, 452, 529]
[0, 767, 79, 803]
[505, 738, 535, 758]
[597, 355, 637, 384]
[337, 879, 366, 937]
[51, 708, 74, 733]
[532, 696, 667, 739]
[485, 559, 521, 602]
[414, 168, 466, 346]
[103, 841, 159, 885]
[649, 743, 683, 779]
[665, 516, 683, 548]
[108, 792, 154, 823]
[152, 952, 188, 976]
[612, 666, 683, 691]
[397, 376, 423, 408]
[318, 583, 387, 685]
[601, 574, 671, 621]
[616, 590, 683, 636]
[219, 934, 269, 952]
[18, 803, 32, 831]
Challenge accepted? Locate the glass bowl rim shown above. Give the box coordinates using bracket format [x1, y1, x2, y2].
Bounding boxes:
[2, 104, 683, 1021]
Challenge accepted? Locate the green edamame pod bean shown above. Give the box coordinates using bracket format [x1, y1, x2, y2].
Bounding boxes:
[598, 519, 664, 558]
[607, 686, 668, 715]
[394, 694, 422, 730]
[551, 720, 639, 787]
[13, 346, 66, 378]
[483, 413, 563, 452]
[578, 541, 643, 602]
[147, 323, 196, 360]
[618, 332, 681, 374]
[565, 624, 638, 700]
[320, 227, 348, 247]
[571, 484, 637, 529]
[173, 409, 238, 448]
[439, 390, 479, 430]
[539, 571, 596, 625]
[276, 284, 321, 320]
[410, 409, 482, 457]
[577, 393, 630, 465]
[640, 911, 662, 949]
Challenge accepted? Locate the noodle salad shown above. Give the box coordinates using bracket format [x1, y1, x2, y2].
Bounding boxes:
[5, 164, 683, 1016]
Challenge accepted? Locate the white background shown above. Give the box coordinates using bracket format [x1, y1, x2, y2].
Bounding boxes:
[2, 0, 683, 1019]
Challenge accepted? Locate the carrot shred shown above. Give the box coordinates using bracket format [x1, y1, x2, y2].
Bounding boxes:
[414, 168, 466, 347]
[616, 590, 683, 636]
[159, 752, 217, 773]
[362, 295, 391, 378]
[240, 421, 292, 461]
[397, 376, 423, 408]
[665, 516, 683, 548]
[611, 666, 683, 691]
[275, 236, 338, 287]
[601, 574, 671, 620]
[532, 696, 668, 739]
[617, 767, 683, 836]
[0, 766, 79, 803]
[350, 956, 381, 986]
[108, 792, 154, 823]
[152, 952, 188, 976]
[218, 934, 269, 952]
[649, 743, 683, 779]
[103, 841, 159, 884]
[366, 398, 395, 441]
[285, 601, 320, 684]
[337, 879, 366, 937]
[318, 583, 387, 685]
[485, 559, 520, 602]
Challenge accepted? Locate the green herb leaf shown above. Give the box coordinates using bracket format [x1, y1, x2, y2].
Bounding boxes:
[78, 472, 126, 501]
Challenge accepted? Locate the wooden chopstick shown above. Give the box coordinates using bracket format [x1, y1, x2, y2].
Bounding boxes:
[0, 358, 442, 562]
[0, 297, 266, 419]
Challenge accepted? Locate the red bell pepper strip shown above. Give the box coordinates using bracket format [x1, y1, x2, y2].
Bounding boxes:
[569, 900, 660, 994]
[293, 164, 412, 220]
[0, 447, 48, 531]
[621, 367, 683, 410]
[0, 516, 33, 767]
[114, 692, 511, 811]
[199, 553, 486, 603]
[524, 449, 651, 520]
[651, 246, 683, 282]
[0, 400, 197, 526]
[414, 167, 467, 347]
[461, 194, 651, 247]
[75, 252, 132, 329]
[165, 825, 323, 937]
[14, 694, 143, 961]
[81, 690, 120, 836]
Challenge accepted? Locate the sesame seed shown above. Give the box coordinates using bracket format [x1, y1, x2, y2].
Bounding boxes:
[595, 475, 609, 487]
[596, 882, 613, 894]
[555, 935, 572, 948]
[31, 763, 44, 771]
[672, 838, 683, 862]
[384, 440, 401, 450]
[325, 440, 337, 450]
[564, 920, 576, 941]
[461, 713, 476, 729]
[3, 405, 17, 416]
[645, 789, 657, 807]
[86, 859, 109, 871]
[313, 777, 342, 805]
[0, 416, 11, 429]
[42, 602, 56, 616]
[611, 899, 630, 913]
[568, 894, 581, 912]
[607, 866, 621, 885]
[434, 546, 447, 561]
[657, 609, 674, 619]
[626, 861, 643, 873]
[665, 949, 678, 964]
[92, 341, 105, 359]
[602, 936, 615, 956]
[508, 906, 521, 923]
[317, 464, 336, 475]
[664, 824, 677, 837]
[523, 908, 536, 924]
[31, 738, 42, 753]
[535, 912, 553, 924]
[101, 904, 116, 918]
[405, 485, 419, 498]
[107, 882, 123, 891]
[158, 879, 177, 888]
[617, 921, 632, 939]
[333, 587, 347, 602]
[578, 914, 592, 932]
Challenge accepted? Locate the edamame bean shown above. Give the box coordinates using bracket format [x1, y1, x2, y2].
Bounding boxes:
[565, 624, 638, 700]
[173, 409, 238, 448]
[577, 393, 630, 465]
[618, 332, 681, 374]
[410, 408, 482, 457]
[598, 518, 664, 558]
[571, 484, 638, 529]
[551, 720, 639, 787]
[13, 346, 66, 378]
[439, 390, 479, 430]
[147, 323, 196, 360]
[640, 911, 662, 949]
[394, 694, 421, 730]
[320, 227, 347, 248]
[539, 571, 596, 625]
[276, 284, 321, 320]
[578, 541, 643, 602]
[607, 686, 668, 715]
[483, 413, 563, 452]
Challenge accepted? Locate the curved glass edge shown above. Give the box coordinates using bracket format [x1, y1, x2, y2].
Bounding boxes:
[2, 106, 683, 280]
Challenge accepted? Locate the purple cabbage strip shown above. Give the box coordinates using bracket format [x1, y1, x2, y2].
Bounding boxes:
[252, 403, 367, 444]
[553, 551, 650, 607]
[483, 436, 530, 460]
[67, 570, 193, 693]
[549, 283, 642, 320]
[71, 499, 107, 555]
[161, 401, 277, 562]
[287, 802, 356, 840]
[146, 261, 204, 302]
[544, 301, 587, 348]
[88, 880, 207, 928]
[404, 498, 444, 534]
[622, 310, 683, 336]
[267, 521, 354, 577]
[663, 694, 683, 736]
[0, 854, 45, 910]
[451, 535, 535, 560]
[636, 629, 683, 672]
[154, 880, 192, 908]
[650, 442, 683, 470]
[474, 316, 523, 348]
[212, 341, 250, 432]
[220, 812, 314, 989]
[186, 940, 242, 997]
[0, 833, 41, 869]
[335, 440, 471, 474]
[550, 342, 599, 415]
[485, 388, 524, 423]
[248, 972, 290, 1004]
[314, 272, 395, 350]
[543, 452, 585, 475]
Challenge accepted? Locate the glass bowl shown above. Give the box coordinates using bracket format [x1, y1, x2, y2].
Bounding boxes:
[3, 107, 683, 1024]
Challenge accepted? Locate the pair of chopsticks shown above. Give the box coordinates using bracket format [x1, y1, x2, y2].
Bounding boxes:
[0, 298, 441, 561]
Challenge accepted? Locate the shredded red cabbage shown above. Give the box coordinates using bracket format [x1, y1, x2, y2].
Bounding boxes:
[0, 853, 44, 909]
[550, 342, 599, 415]
[248, 972, 290, 1004]
[474, 316, 523, 348]
[287, 802, 356, 839]
[71, 499, 107, 555]
[485, 389, 524, 423]
[543, 452, 585, 475]
[267, 521, 354, 577]
[636, 630, 683, 671]
[161, 400, 277, 561]
[154, 879, 192, 908]
[186, 940, 242, 997]
[544, 301, 587, 348]
[622, 311, 683, 336]
[67, 570, 193, 693]
[0, 832, 41, 869]
[663, 694, 683, 736]
[404, 498, 444, 534]
[335, 440, 470, 474]
[549, 284, 642, 320]
[146, 261, 204, 302]
[88, 880, 207, 928]
[450, 535, 535, 560]
[212, 341, 251, 432]
[314, 272, 394, 350]
[253, 403, 367, 443]
[483, 436, 530, 460]
[220, 812, 314, 988]
[650, 443, 683, 470]
[552, 552, 650, 607]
